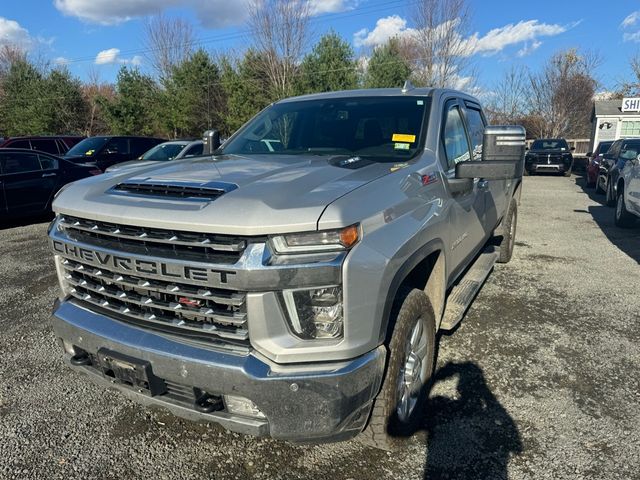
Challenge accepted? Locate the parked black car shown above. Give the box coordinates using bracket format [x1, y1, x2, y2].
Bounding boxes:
[0, 149, 101, 219]
[63, 136, 165, 171]
[525, 138, 574, 176]
[0, 136, 85, 155]
[596, 137, 640, 206]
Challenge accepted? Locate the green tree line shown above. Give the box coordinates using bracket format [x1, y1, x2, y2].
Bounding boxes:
[0, 32, 412, 139]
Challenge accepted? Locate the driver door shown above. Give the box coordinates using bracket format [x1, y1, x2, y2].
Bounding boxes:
[441, 99, 487, 277]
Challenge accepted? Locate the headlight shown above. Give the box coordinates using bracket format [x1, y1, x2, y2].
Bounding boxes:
[270, 225, 359, 254]
[282, 286, 343, 339]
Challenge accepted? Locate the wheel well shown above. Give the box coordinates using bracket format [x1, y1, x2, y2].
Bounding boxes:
[384, 250, 445, 342]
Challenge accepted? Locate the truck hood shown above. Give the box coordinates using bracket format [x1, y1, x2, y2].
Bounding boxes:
[53, 154, 395, 235]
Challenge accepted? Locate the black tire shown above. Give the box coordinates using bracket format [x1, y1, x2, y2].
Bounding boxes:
[359, 289, 436, 451]
[497, 198, 517, 264]
[595, 177, 605, 194]
[615, 187, 636, 228]
[605, 178, 616, 206]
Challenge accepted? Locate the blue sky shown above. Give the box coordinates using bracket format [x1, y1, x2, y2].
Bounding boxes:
[2, 0, 640, 93]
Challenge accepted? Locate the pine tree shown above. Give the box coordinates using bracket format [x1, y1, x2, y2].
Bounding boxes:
[365, 38, 412, 89]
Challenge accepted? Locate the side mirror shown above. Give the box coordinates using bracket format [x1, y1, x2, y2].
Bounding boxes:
[571, 146, 576, 151]
[456, 125, 525, 180]
[586, 152, 592, 157]
[203, 130, 221, 154]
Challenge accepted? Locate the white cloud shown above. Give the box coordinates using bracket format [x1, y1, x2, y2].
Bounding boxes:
[53, 56, 70, 65]
[353, 16, 568, 57]
[353, 15, 415, 48]
[95, 48, 142, 66]
[54, 0, 252, 28]
[516, 40, 542, 57]
[309, 0, 354, 15]
[0, 17, 33, 50]
[624, 31, 640, 43]
[466, 20, 567, 56]
[622, 11, 640, 28]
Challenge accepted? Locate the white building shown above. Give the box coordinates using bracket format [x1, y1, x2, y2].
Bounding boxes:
[590, 98, 640, 151]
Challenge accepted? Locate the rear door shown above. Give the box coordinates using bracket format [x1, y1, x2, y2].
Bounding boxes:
[30, 138, 60, 155]
[621, 141, 640, 214]
[0, 151, 56, 214]
[441, 98, 487, 275]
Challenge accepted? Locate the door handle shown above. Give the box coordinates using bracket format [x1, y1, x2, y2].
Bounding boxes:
[478, 179, 490, 190]
[42, 173, 57, 177]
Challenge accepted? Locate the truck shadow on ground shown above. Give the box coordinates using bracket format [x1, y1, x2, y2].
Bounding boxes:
[417, 361, 522, 480]
[573, 175, 640, 264]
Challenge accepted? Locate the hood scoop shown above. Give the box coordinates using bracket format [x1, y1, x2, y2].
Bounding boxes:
[112, 180, 237, 201]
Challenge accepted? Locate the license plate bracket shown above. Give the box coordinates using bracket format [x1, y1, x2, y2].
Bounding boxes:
[94, 348, 166, 396]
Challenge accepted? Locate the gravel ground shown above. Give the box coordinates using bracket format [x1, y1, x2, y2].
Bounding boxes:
[0, 174, 638, 480]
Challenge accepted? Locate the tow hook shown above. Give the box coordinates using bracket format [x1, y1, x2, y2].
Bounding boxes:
[70, 352, 91, 366]
[194, 392, 223, 413]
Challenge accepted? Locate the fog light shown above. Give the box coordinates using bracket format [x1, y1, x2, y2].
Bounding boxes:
[224, 395, 265, 418]
[282, 286, 343, 340]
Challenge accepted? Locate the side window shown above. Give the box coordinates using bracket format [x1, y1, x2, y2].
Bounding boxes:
[105, 138, 129, 155]
[0, 152, 42, 174]
[442, 103, 472, 170]
[608, 141, 621, 159]
[31, 139, 59, 154]
[185, 143, 203, 157]
[39, 154, 58, 170]
[8, 139, 31, 149]
[465, 107, 486, 161]
[130, 139, 154, 157]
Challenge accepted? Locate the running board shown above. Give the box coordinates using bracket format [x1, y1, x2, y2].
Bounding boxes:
[439, 246, 499, 331]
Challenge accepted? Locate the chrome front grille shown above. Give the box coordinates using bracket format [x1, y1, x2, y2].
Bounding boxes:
[58, 215, 260, 264]
[61, 257, 249, 345]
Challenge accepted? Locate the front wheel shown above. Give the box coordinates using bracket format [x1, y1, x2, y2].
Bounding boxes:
[605, 179, 616, 206]
[615, 189, 636, 228]
[359, 289, 436, 451]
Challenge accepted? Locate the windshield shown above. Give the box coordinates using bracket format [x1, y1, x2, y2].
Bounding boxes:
[597, 141, 613, 154]
[66, 137, 109, 157]
[221, 96, 430, 161]
[141, 142, 189, 161]
[531, 139, 569, 150]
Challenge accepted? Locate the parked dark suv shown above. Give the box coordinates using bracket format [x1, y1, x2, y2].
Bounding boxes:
[0, 148, 101, 220]
[63, 136, 165, 171]
[0, 136, 85, 155]
[525, 138, 574, 176]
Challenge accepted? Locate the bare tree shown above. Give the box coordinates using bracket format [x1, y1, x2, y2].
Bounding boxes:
[143, 13, 195, 81]
[529, 49, 599, 138]
[0, 45, 26, 77]
[616, 52, 640, 97]
[486, 66, 528, 125]
[248, 0, 312, 99]
[82, 68, 114, 136]
[409, 0, 475, 89]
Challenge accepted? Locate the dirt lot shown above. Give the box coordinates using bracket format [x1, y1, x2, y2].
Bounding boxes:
[0, 174, 638, 480]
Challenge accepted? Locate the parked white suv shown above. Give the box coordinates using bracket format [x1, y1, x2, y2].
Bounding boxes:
[614, 139, 640, 228]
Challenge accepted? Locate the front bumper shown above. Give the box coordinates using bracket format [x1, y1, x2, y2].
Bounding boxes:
[52, 300, 386, 443]
[528, 163, 569, 173]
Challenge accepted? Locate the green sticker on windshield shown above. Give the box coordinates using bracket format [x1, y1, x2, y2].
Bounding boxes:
[394, 143, 410, 150]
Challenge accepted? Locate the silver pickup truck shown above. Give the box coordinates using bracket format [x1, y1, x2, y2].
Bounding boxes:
[48, 86, 525, 450]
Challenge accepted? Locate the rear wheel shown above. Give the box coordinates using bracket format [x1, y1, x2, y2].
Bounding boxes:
[359, 289, 436, 451]
[615, 188, 636, 228]
[595, 177, 605, 194]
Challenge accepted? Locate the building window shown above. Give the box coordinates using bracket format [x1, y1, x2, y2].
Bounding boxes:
[621, 120, 640, 136]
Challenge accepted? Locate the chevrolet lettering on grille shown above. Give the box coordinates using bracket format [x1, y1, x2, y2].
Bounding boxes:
[51, 239, 236, 286]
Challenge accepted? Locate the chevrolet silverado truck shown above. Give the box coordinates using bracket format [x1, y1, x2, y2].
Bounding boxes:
[48, 86, 525, 450]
